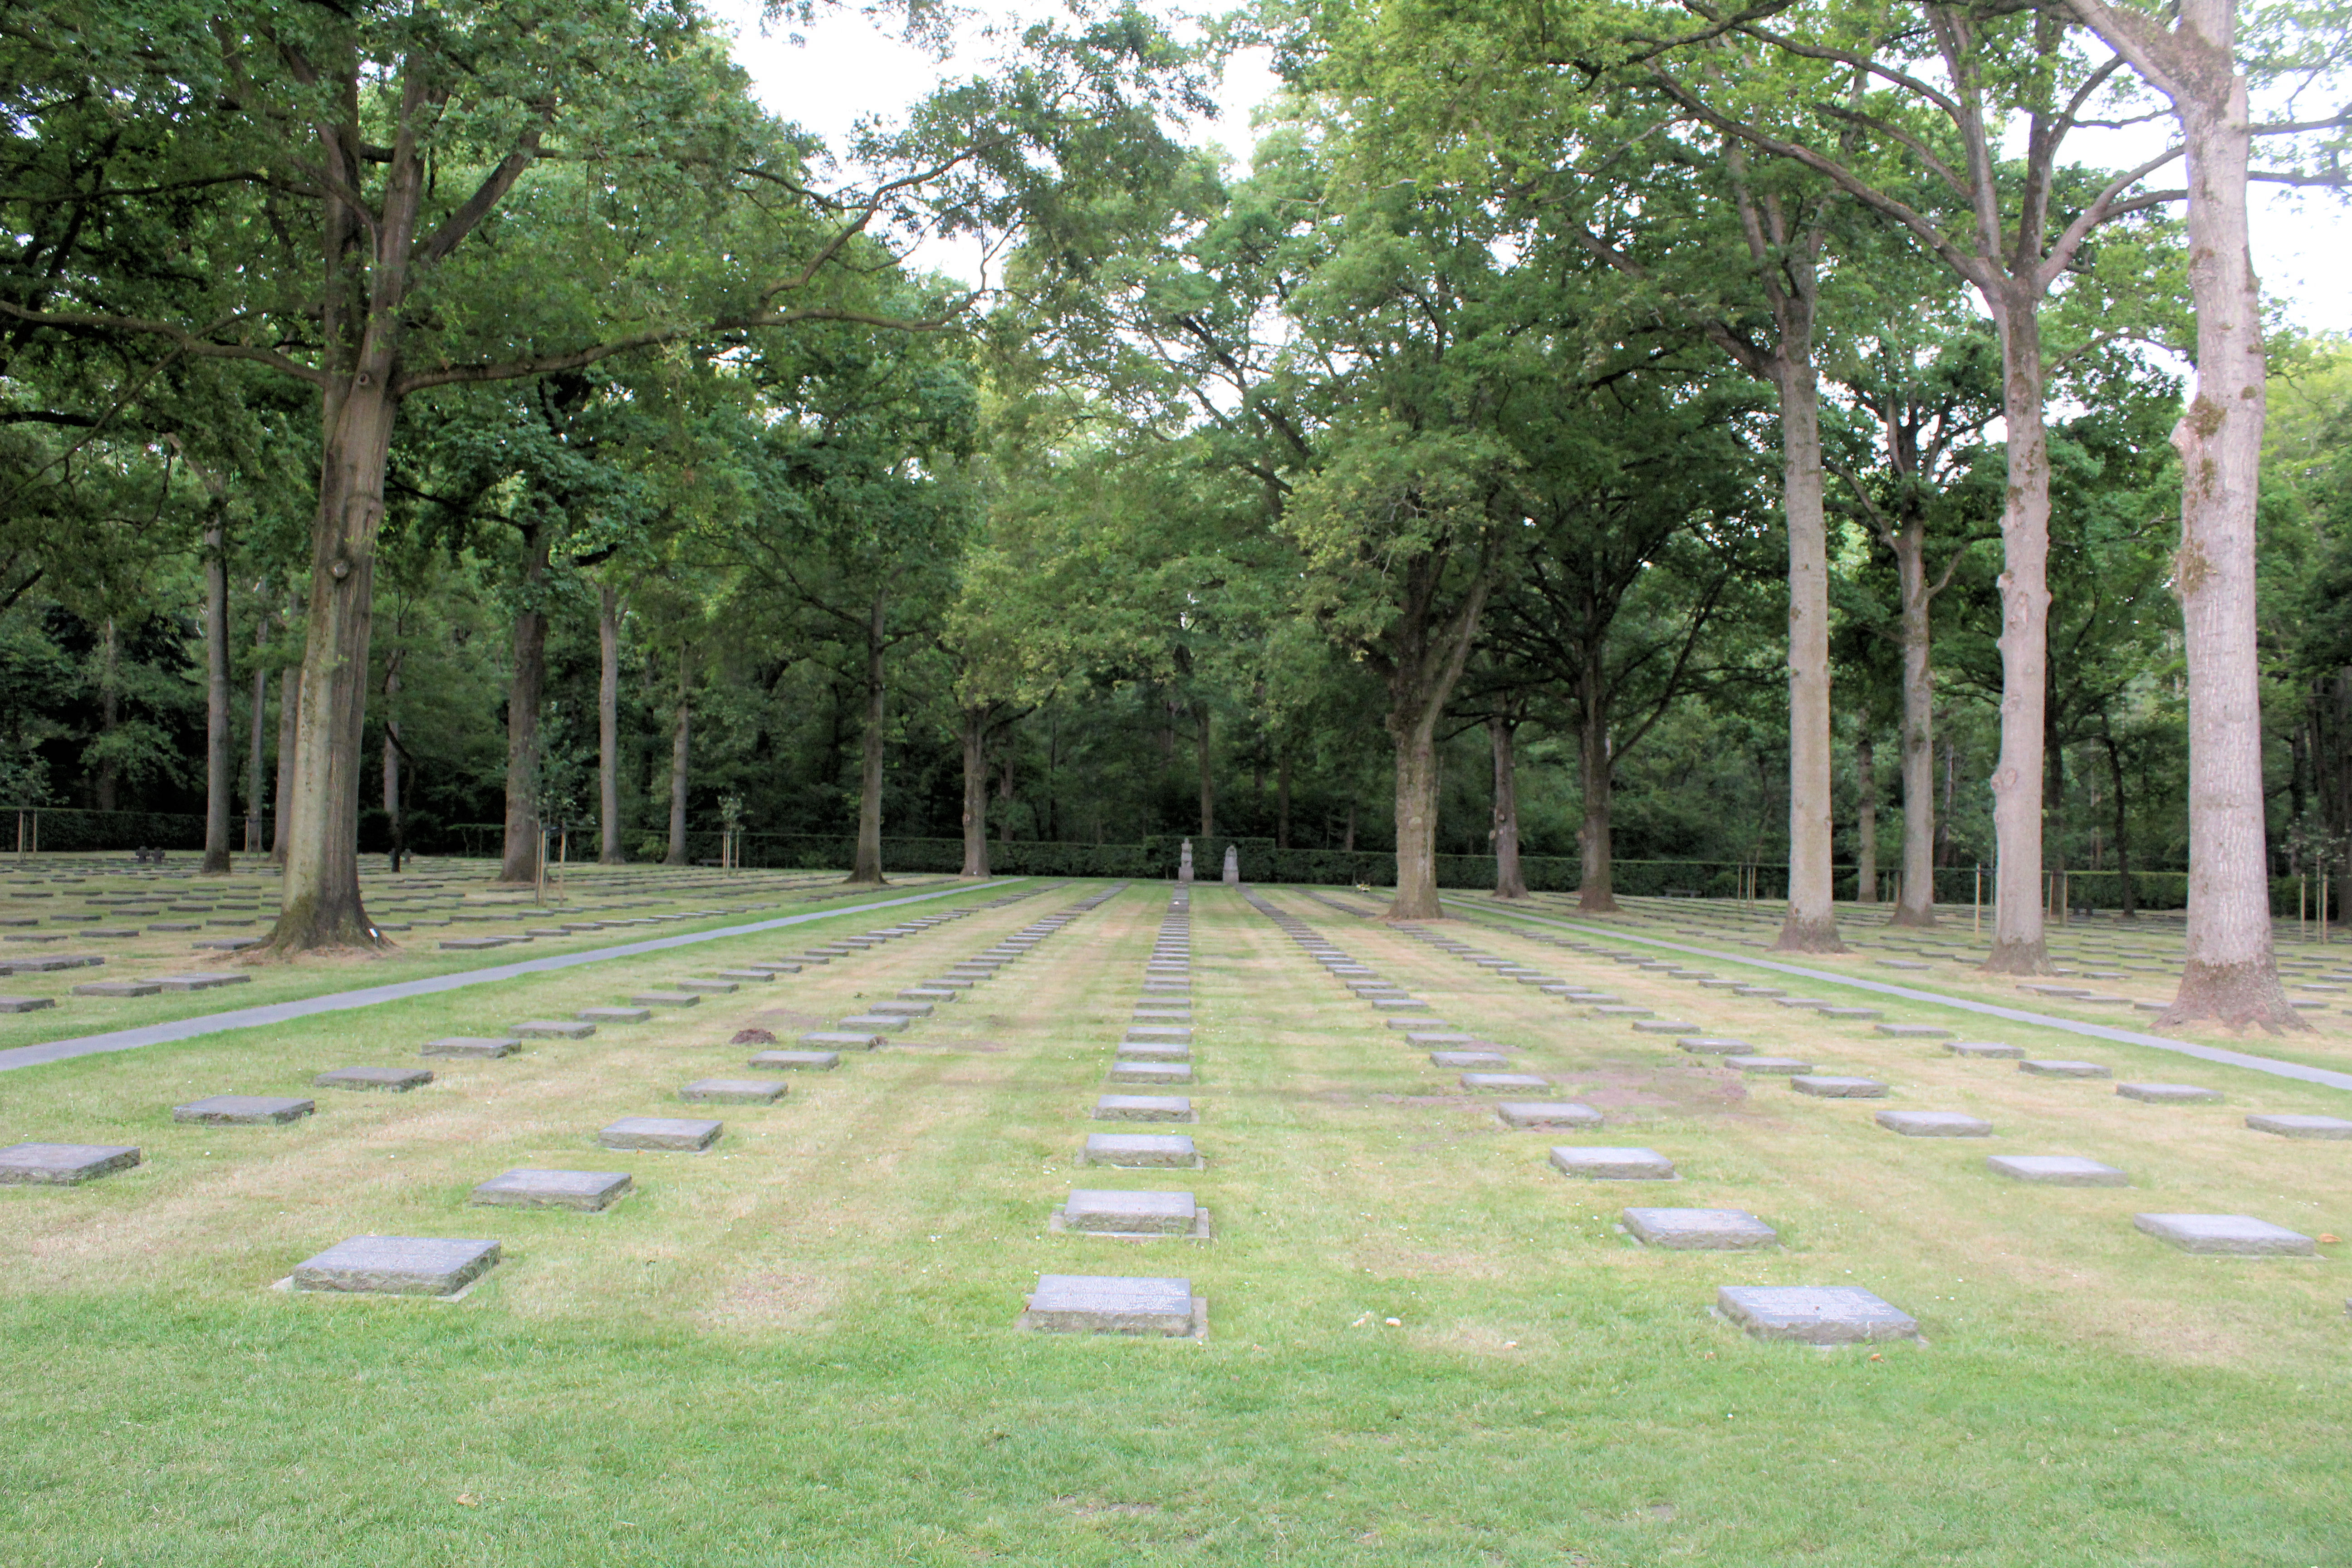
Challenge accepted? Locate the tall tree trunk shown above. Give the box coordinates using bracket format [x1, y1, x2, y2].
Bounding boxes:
[1194, 699, 1215, 839]
[1893, 534, 1940, 925]
[1854, 730, 1877, 905]
[597, 583, 625, 864]
[1277, 748, 1292, 850]
[997, 750, 1014, 844]
[1775, 359, 1845, 951]
[848, 590, 887, 884]
[382, 648, 403, 872]
[959, 708, 990, 877]
[1391, 718, 1444, 917]
[201, 519, 234, 874]
[271, 661, 299, 864]
[496, 522, 549, 884]
[1492, 716, 1528, 899]
[2159, 42, 2298, 1028]
[2104, 733, 2135, 920]
[1577, 664, 1617, 913]
[1343, 799, 1356, 854]
[664, 649, 691, 866]
[94, 618, 118, 813]
[1379, 553, 1493, 921]
[245, 607, 269, 853]
[1978, 299, 2054, 973]
[1936, 722, 1957, 868]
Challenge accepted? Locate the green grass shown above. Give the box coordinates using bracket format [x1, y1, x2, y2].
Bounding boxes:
[4, 881, 2349, 1566]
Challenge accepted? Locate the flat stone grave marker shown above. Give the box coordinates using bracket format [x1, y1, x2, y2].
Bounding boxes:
[1462, 1071, 1550, 1092]
[71, 979, 161, 997]
[470, 1169, 633, 1211]
[1877, 1024, 1953, 1039]
[0, 996, 56, 1012]
[1083, 1132, 1199, 1168]
[748, 963, 803, 975]
[2117, 1083, 2223, 1104]
[1716, 1285, 1917, 1345]
[1094, 1094, 1193, 1122]
[291, 1235, 500, 1297]
[2020, 1059, 2111, 1079]
[1631, 1020, 1700, 1034]
[631, 991, 701, 1008]
[1054, 1189, 1205, 1237]
[1591, 1004, 1653, 1019]
[1987, 1155, 2127, 1186]
[675, 979, 740, 995]
[713, 970, 774, 984]
[840, 1013, 910, 1031]
[1624, 1207, 1779, 1250]
[1725, 1055, 1812, 1075]
[598, 1117, 722, 1152]
[1125, 1026, 1192, 1044]
[1947, 1042, 2024, 1059]
[1697, 979, 1745, 990]
[801, 1030, 884, 1049]
[1135, 1008, 1193, 1023]
[173, 1094, 314, 1125]
[1733, 986, 1785, 998]
[421, 1036, 519, 1059]
[750, 1049, 836, 1073]
[0, 1142, 140, 1185]
[1790, 1075, 1888, 1098]
[1551, 1145, 1676, 1180]
[509, 1019, 594, 1040]
[1431, 1050, 1513, 1069]
[155, 973, 249, 991]
[314, 1067, 432, 1093]
[1877, 1109, 1992, 1137]
[899, 988, 957, 1003]
[868, 1001, 932, 1017]
[1110, 1062, 1194, 1087]
[1370, 998, 1428, 1011]
[2244, 1113, 2352, 1139]
[1497, 1101, 1601, 1129]
[1773, 997, 1834, 1009]
[1405, 1031, 1480, 1047]
[578, 1007, 652, 1024]
[2133, 1213, 2318, 1256]
[1676, 1038, 1753, 1055]
[1816, 1007, 1884, 1021]
[679, 1078, 788, 1104]
[1019, 1274, 1202, 1337]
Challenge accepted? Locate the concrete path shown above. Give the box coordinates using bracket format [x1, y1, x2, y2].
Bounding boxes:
[0, 880, 1023, 1074]
[1444, 896, 2352, 1096]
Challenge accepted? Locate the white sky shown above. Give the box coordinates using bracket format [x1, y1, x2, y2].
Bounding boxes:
[711, 2, 2349, 338]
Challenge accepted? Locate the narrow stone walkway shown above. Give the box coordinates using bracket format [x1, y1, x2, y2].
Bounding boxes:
[0, 881, 1023, 1074]
[1448, 897, 2352, 1095]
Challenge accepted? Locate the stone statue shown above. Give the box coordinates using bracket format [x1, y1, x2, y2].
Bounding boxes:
[1178, 838, 1194, 883]
[1222, 844, 1240, 884]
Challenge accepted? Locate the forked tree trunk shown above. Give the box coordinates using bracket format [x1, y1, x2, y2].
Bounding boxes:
[271, 661, 298, 864]
[1194, 700, 1215, 839]
[1775, 361, 1845, 952]
[665, 646, 691, 866]
[959, 710, 990, 877]
[2159, 50, 2299, 1029]
[201, 518, 234, 874]
[270, 379, 397, 951]
[382, 649, 403, 872]
[1379, 553, 1493, 921]
[245, 609, 268, 853]
[1577, 659, 1617, 912]
[1980, 298, 2054, 974]
[1492, 717, 1528, 899]
[848, 591, 887, 884]
[597, 583, 624, 864]
[497, 523, 549, 884]
[1854, 731, 1877, 904]
[1892, 528, 1940, 926]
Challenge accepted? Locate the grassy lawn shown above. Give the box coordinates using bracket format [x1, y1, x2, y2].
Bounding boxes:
[4, 882, 2348, 1565]
[0, 861, 963, 1054]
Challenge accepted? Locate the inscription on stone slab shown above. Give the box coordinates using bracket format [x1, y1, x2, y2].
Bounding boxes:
[469, 1169, 633, 1211]
[292, 1235, 501, 1297]
[1462, 1072, 1550, 1091]
[1725, 1056, 1813, 1075]
[1676, 1038, 1751, 1055]
[1716, 1285, 1917, 1345]
[420, 1036, 519, 1058]
[1021, 1273, 1198, 1336]
[1549, 1145, 1676, 1180]
[1083, 1132, 1198, 1167]
[0, 1142, 140, 1185]
[2132, 1213, 2317, 1256]
[1987, 1155, 2127, 1186]
[597, 1117, 722, 1152]
[1789, 1076, 1888, 1099]
[173, 1095, 314, 1126]
[314, 1067, 432, 1093]
[1059, 1188, 1198, 1235]
[1430, 1050, 1513, 1069]
[1094, 1094, 1193, 1122]
[750, 1049, 840, 1071]
[1497, 1102, 1601, 1129]
[2244, 1113, 2352, 1139]
[1624, 1207, 1778, 1250]
[1876, 1110, 1993, 1137]
[1876, 1023, 1952, 1039]
[2117, 1083, 2222, 1104]
[679, 1078, 788, 1104]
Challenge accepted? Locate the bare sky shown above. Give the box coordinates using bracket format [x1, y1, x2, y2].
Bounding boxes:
[711, 2, 2349, 338]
